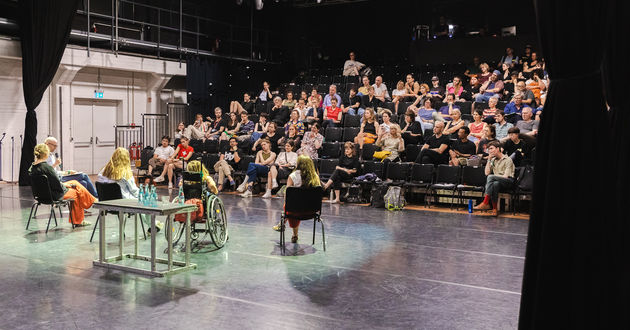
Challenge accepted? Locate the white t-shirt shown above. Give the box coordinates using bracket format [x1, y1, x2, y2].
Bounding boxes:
[289, 170, 302, 187]
[154, 145, 175, 160]
[343, 60, 364, 76]
[372, 83, 390, 99]
[392, 88, 405, 97]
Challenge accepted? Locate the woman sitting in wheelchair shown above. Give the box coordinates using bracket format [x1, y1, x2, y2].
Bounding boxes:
[272, 155, 320, 243]
[29, 143, 96, 226]
[182, 160, 218, 195]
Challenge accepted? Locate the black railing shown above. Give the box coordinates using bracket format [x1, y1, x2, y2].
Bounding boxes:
[142, 113, 169, 149]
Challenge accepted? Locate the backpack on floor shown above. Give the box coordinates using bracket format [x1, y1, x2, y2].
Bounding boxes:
[384, 186, 406, 211]
[370, 183, 389, 208]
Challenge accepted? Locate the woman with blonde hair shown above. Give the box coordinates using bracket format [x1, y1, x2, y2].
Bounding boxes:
[29, 143, 96, 226]
[272, 155, 321, 243]
[184, 160, 218, 195]
[375, 123, 405, 162]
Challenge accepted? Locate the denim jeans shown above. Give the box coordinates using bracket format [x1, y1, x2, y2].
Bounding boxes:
[61, 173, 98, 198]
[474, 93, 499, 103]
[346, 107, 365, 117]
[246, 163, 269, 183]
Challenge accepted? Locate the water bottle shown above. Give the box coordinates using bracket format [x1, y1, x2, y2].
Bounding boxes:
[150, 185, 158, 207]
[178, 185, 185, 205]
[468, 199, 473, 213]
[138, 184, 144, 205]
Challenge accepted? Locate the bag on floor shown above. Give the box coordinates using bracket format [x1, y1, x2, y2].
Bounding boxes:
[384, 186, 406, 211]
[370, 183, 389, 208]
[174, 198, 204, 223]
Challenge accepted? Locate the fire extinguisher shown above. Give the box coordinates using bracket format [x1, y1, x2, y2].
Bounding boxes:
[129, 142, 137, 161]
[136, 142, 143, 160]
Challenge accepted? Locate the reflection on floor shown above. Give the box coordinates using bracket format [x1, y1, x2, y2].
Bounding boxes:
[0, 183, 527, 329]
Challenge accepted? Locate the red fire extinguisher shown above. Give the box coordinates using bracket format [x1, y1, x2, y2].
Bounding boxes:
[136, 142, 143, 160]
[129, 142, 137, 161]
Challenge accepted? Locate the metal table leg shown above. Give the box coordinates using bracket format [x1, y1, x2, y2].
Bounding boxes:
[185, 212, 191, 266]
[99, 210, 106, 262]
[134, 213, 138, 257]
[118, 212, 124, 258]
[166, 215, 173, 271]
[151, 214, 156, 272]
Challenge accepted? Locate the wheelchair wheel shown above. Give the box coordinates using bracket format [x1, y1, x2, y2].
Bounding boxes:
[206, 194, 228, 248]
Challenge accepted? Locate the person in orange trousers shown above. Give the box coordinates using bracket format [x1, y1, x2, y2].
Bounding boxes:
[29, 143, 96, 226]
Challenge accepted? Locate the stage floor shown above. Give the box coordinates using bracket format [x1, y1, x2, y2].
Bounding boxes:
[0, 184, 527, 329]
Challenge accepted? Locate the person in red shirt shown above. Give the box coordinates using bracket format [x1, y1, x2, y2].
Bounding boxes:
[323, 97, 343, 129]
[165, 136, 194, 189]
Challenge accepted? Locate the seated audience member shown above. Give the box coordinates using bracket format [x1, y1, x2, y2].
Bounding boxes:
[270, 96, 290, 125]
[476, 125, 497, 160]
[187, 113, 209, 140]
[503, 94, 532, 124]
[464, 56, 481, 78]
[236, 111, 255, 142]
[468, 109, 488, 143]
[416, 99, 440, 131]
[354, 108, 380, 152]
[500, 63, 512, 81]
[475, 70, 504, 103]
[322, 84, 342, 108]
[214, 137, 240, 191]
[253, 121, 283, 153]
[284, 109, 305, 136]
[258, 81, 273, 103]
[294, 98, 310, 121]
[184, 160, 218, 195]
[446, 76, 465, 100]
[503, 71, 520, 99]
[206, 107, 227, 140]
[401, 110, 424, 145]
[519, 45, 533, 69]
[438, 93, 460, 120]
[278, 125, 302, 150]
[493, 110, 514, 140]
[391, 81, 407, 113]
[412, 83, 432, 107]
[473, 140, 515, 216]
[343, 88, 364, 117]
[503, 127, 532, 166]
[323, 142, 360, 204]
[499, 47, 519, 68]
[252, 112, 269, 142]
[297, 123, 324, 159]
[361, 86, 382, 111]
[482, 97, 500, 124]
[151, 136, 175, 183]
[516, 108, 539, 136]
[513, 80, 536, 106]
[358, 76, 371, 96]
[238, 139, 276, 197]
[379, 110, 394, 134]
[372, 76, 390, 102]
[342, 51, 365, 77]
[174, 122, 186, 141]
[165, 136, 194, 189]
[526, 69, 546, 105]
[478, 63, 492, 84]
[449, 127, 477, 166]
[429, 76, 445, 102]
[272, 155, 321, 243]
[533, 94, 545, 121]
[461, 76, 481, 101]
[282, 91, 297, 110]
[323, 97, 343, 128]
[44, 137, 98, 198]
[376, 123, 405, 162]
[262, 140, 298, 198]
[522, 52, 542, 78]
[304, 98, 321, 125]
[220, 112, 240, 141]
[230, 92, 255, 115]
[308, 88, 323, 108]
[415, 121, 450, 165]
[443, 109, 466, 138]
[30, 143, 96, 227]
[299, 90, 308, 103]
[403, 74, 421, 102]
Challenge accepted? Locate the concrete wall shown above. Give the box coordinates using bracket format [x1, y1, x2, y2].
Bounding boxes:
[0, 40, 186, 180]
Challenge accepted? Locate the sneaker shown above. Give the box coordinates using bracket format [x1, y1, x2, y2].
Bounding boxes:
[229, 179, 235, 186]
[75, 221, 92, 227]
[291, 235, 298, 243]
[156, 220, 164, 232]
[237, 177, 248, 193]
[262, 190, 272, 198]
[272, 222, 283, 231]
[153, 176, 165, 183]
[272, 179, 278, 189]
[240, 190, 252, 198]
[168, 182, 173, 189]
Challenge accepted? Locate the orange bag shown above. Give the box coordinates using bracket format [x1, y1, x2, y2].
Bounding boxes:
[174, 198, 204, 223]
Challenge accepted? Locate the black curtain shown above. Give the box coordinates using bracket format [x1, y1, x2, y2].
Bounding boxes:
[186, 56, 229, 119]
[17, 0, 80, 186]
[519, 0, 621, 328]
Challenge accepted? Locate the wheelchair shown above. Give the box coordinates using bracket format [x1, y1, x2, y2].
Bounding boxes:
[167, 171, 228, 251]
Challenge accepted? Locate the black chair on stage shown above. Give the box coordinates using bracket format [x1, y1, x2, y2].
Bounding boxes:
[455, 166, 487, 209]
[26, 174, 74, 234]
[427, 165, 461, 209]
[90, 182, 146, 242]
[280, 186, 325, 255]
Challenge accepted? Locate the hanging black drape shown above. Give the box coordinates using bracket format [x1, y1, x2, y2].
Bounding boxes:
[519, 0, 620, 328]
[17, 0, 80, 186]
[186, 56, 229, 119]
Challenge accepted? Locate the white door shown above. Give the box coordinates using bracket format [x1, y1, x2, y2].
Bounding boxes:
[73, 99, 118, 174]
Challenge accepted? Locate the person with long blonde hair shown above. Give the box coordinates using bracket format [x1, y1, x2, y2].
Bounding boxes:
[272, 155, 321, 242]
[29, 143, 96, 226]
